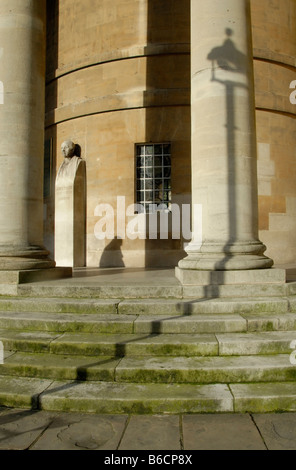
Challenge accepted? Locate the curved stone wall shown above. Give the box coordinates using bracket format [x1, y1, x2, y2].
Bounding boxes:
[45, 0, 296, 267]
[45, 0, 191, 267]
[251, 0, 296, 264]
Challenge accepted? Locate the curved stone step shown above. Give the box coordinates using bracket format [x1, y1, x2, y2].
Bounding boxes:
[0, 329, 296, 357]
[49, 332, 219, 357]
[0, 296, 290, 316]
[0, 375, 294, 414]
[0, 376, 233, 414]
[1, 352, 296, 384]
[115, 354, 296, 384]
[0, 297, 120, 314]
[216, 331, 296, 356]
[0, 312, 249, 334]
[0, 313, 137, 334]
[118, 298, 289, 315]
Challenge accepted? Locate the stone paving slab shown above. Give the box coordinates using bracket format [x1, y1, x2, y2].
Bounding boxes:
[0, 408, 295, 450]
[0, 409, 57, 450]
[252, 412, 296, 450]
[182, 414, 266, 450]
[31, 413, 128, 450]
[119, 415, 181, 450]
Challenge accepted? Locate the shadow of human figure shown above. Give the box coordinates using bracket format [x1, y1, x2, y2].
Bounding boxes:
[99, 237, 125, 268]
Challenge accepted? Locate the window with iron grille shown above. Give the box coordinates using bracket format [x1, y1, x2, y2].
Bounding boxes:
[136, 143, 172, 213]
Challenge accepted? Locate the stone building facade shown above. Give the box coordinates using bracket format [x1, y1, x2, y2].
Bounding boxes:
[0, 0, 295, 273]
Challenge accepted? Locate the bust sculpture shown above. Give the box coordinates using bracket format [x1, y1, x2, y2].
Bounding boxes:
[56, 140, 82, 184]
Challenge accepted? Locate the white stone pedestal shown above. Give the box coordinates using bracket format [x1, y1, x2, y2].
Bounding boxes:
[55, 157, 86, 268]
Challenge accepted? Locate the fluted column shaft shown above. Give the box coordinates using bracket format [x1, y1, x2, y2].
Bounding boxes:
[0, 0, 54, 270]
[179, 0, 273, 272]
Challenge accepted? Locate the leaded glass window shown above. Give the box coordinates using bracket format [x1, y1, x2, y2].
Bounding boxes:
[136, 143, 172, 213]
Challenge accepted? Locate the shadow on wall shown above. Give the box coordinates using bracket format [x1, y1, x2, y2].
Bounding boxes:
[99, 237, 125, 268]
[144, 0, 191, 268]
[207, 27, 250, 271]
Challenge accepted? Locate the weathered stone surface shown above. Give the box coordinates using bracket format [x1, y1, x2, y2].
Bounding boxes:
[0, 409, 57, 450]
[39, 382, 234, 414]
[0, 312, 136, 334]
[230, 382, 296, 413]
[1, 352, 120, 381]
[176, 268, 286, 286]
[0, 268, 72, 285]
[216, 331, 296, 356]
[50, 332, 219, 357]
[0, 330, 60, 353]
[252, 413, 296, 450]
[0, 297, 119, 314]
[31, 413, 127, 450]
[182, 414, 266, 450]
[0, 376, 53, 409]
[115, 355, 296, 384]
[119, 415, 181, 450]
[134, 314, 247, 334]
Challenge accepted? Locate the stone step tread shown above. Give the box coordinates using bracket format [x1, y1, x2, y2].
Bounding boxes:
[0, 376, 233, 413]
[0, 312, 295, 335]
[118, 297, 290, 315]
[0, 375, 295, 414]
[17, 285, 183, 300]
[230, 382, 296, 412]
[1, 329, 295, 356]
[49, 332, 219, 357]
[1, 352, 295, 384]
[216, 331, 296, 355]
[0, 297, 120, 314]
[114, 354, 296, 384]
[0, 312, 138, 334]
[0, 330, 219, 356]
[16, 283, 292, 300]
[0, 352, 121, 382]
[0, 296, 291, 315]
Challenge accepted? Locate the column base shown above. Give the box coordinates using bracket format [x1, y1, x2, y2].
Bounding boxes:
[0, 267, 73, 285]
[178, 241, 274, 271]
[0, 246, 56, 271]
[176, 241, 280, 286]
[175, 266, 286, 286]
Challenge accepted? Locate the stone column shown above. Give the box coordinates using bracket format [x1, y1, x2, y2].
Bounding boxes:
[0, 0, 55, 271]
[176, 0, 274, 283]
